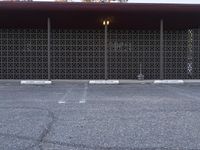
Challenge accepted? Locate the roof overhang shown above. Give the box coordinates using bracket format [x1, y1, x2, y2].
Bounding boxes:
[0, 2, 200, 29]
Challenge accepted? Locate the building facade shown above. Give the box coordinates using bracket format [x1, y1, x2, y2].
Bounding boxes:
[0, 2, 200, 80]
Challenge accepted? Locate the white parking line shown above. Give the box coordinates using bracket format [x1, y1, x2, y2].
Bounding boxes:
[79, 83, 88, 104]
[58, 88, 72, 104]
[58, 101, 66, 104]
[164, 85, 200, 101]
[79, 100, 86, 104]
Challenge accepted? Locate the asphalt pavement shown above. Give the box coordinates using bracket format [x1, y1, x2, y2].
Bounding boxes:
[0, 82, 200, 150]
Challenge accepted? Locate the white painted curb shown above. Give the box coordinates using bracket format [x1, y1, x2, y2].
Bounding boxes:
[154, 80, 184, 84]
[21, 80, 52, 85]
[89, 80, 119, 84]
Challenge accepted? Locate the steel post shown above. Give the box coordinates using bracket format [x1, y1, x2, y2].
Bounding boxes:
[160, 19, 164, 80]
[47, 17, 51, 80]
[105, 24, 108, 80]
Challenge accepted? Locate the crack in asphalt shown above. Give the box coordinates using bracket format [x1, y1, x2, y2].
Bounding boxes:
[0, 84, 200, 150]
[0, 130, 191, 150]
[0, 106, 199, 150]
[29, 139, 199, 150]
[38, 109, 55, 150]
[0, 106, 56, 150]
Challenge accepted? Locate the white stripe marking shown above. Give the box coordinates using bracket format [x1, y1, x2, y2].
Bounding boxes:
[59, 93, 69, 102]
[21, 80, 52, 85]
[58, 88, 72, 104]
[89, 80, 119, 84]
[79, 83, 88, 104]
[154, 80, 184, 84]
[58, 101, 66, 104]
[79, 100, 86, 104]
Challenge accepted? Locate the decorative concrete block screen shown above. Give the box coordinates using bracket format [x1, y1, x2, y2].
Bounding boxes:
[51, 30, 105, 79]
[164, 29, 200, 79]
[0, 28, 199, 79]
[0, 29, 48, 79]
[51, 29, 160, 79]
[107, 30, 160, 79]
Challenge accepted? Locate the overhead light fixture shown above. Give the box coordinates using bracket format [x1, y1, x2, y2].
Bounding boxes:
[103, 20, 110, 26]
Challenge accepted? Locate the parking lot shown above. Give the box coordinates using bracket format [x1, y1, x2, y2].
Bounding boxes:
[0, 82, 200, 150]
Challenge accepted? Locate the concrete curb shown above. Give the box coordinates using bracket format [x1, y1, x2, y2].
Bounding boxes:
[0, 79, 200, 85]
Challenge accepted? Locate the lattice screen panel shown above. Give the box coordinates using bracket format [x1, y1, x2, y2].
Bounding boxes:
[51, 29, 105, 79]
[1, 28, 200, 80]
[192, 28, 200, 79]
[164, 30, 190, 79]
[108, 30, 160, 79]
[0, 29, 48, 79]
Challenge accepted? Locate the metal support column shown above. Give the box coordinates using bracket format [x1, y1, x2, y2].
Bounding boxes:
[105, 24, 108, 80]
[160, 19, 164, 80]
[47, 17, 51, 80]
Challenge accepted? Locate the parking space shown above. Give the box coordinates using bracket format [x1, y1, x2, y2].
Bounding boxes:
[0, 82, 200, 149]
